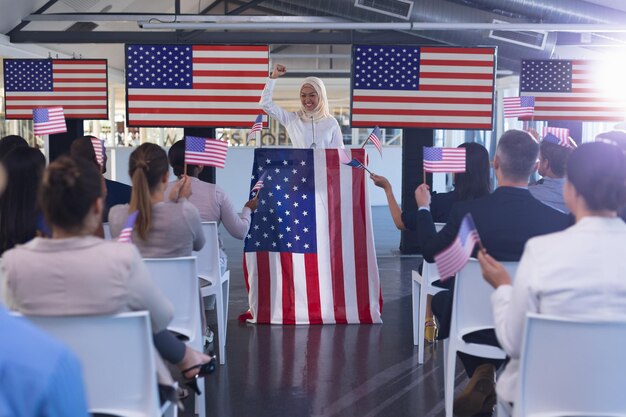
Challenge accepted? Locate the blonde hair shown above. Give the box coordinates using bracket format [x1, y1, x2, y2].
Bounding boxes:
[297, 76, 331, 122]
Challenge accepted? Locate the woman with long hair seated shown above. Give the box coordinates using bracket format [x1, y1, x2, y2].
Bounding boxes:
[0, 147, 46, 255]
[1, 156, 214, 396]
[108, 143, 205, 257]
[478, 141, 626, 406]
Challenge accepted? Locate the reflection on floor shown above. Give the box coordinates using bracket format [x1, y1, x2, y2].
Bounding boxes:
[183, 207, 473, 417]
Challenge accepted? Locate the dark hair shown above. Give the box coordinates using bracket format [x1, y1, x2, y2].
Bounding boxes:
[168, 139, 199, 177]
[70, 136, 105, 173]
[567, 142, 626, 212]
[40, 156, 103, 233]
[129, 143, 169, 240]
[496, 130, 539, 182]
[595, 130, 626, 152]
[454, 142, 491, 200]
[0, 147, 45, 254]
[539, 140, 572, 178]
[0, 135, 28, 160]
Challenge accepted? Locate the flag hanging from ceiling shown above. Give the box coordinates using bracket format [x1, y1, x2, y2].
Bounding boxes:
[351, 45, 496, 130]
[125, 44, 269, 127]
[434, 213, 481, 280]
[423, 147, 466, 173]
[503, 96, 535, 118]
[33, 107, 67, 135]
[4, 59, 108, 120]
[520, 60, 626, 121]
[184, 136, 228, 168]
[243, 148, 382, 324]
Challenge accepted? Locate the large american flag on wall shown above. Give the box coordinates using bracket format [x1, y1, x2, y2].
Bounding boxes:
[125, 44, 269, 127]
[520, 60, 626, 121]
[243, 148, 382, 324]
[3, 59, 108, 119]
[351, 45, 496, 130]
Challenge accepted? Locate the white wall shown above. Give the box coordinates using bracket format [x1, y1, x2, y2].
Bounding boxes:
[105, 146, 410, 208]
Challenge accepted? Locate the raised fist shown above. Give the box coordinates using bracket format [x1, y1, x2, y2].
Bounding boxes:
[271, 64, 287, 79]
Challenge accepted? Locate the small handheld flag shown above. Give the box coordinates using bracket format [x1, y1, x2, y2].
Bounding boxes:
[117, 210, 139, 243]
[184, 136, 228, 168]
[339, 149, 372, 174]
[247, 114, 263, 141]
[423, 147, 466, 173]
[364, 126, 382, 157]
[90, 137, 104, 166]
[251, 171, 267, 196]
[33, 107, 67, 135]
[542, 127, 571, 147]
[503, 96, 535, 118]
[434, 213, 481, 280]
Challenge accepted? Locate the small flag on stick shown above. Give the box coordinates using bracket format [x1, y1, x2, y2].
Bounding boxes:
[339, 149, 372, 174]
[247, 114, 263, 141]
[251, 171, 267, 196]
[364, 126, 382, 157]
[503, 96, 535, 118]
[423, 147, 466, 173]
[542, 127, 570, 147]
[434, 213, 482, 280]
[90, 137, 105, 166]
[117, 210, 139, 243]
[33, 107, 67, 135]
[184, 136, 228, 168]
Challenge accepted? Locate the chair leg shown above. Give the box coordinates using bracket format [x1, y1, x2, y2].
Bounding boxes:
[222, 271, 230, 343]
[195, 378, 206, 417]
[444, 340, 456, 417]
[418, 281, 428, 364]
[215, 284, 226, 366]
[412, 271, 420, 347]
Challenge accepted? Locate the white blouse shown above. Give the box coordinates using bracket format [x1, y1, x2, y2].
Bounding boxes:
[259, 78, 344, 149]
[491, 216, 626, 403]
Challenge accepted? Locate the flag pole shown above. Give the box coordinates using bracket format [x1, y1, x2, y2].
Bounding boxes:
[184, 162, 187, 176]
[43, 134, 50, 165]
[423, 168, 427, 185]
[361, 136, 369, 149]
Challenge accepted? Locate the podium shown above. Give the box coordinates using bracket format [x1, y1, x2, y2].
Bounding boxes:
[242, 148, 382, 324]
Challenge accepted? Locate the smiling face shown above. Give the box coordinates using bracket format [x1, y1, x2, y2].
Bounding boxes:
[300, 84, 319, 112]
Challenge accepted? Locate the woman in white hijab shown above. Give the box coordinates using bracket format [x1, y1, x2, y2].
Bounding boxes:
[260, 64, 344, 149]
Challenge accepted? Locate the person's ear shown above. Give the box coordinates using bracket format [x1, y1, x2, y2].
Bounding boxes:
[93, 197, 104, 217]
[493, 155, 500, 170]
[161, 171, 169, 183]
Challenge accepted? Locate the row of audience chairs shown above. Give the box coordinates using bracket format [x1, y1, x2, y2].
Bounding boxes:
[413, 249, 626, 416]
[13, 221, 228, 417]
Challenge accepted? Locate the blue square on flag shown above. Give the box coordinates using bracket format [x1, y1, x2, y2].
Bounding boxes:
[33, 108, 51, 123]
[521, 60, 572, 93]
[519, 96, 535, 107]
[424, 147, 443, 161]
[4, 60, 53, 92]
[126, 45, 193, 89]
[186, 136, 206, 152]
[353, 45, 421, 91]
[244, 149, 317, 254]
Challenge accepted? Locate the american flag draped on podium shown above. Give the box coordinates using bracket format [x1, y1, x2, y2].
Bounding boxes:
[3, 59, 108, 119]
[243, 148, 382, 324]
[125, 44, 268, 127]
[351, 45, 495, 130]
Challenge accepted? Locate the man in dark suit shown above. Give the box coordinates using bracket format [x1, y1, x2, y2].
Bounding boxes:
[414, 130, 571, 417]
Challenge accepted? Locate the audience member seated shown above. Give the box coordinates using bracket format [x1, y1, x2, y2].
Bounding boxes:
[70, 136, 131, 222]
[371, 142, 490, 342]
[528, 133, 573, 213]
[595, 129, 626, 222]
[478, 141, 626, 407]
[0, 147, 46, 255]
[0, 302, 90, 417]
[414, 130, 571, 416]
[166, 139, 258, 271]
[109, 143, 205, 257]
[0, 135, 28, 160]
[1, 156, 214, 398]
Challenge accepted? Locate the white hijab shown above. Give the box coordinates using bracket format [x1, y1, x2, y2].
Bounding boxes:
[297, 76, 332, 122]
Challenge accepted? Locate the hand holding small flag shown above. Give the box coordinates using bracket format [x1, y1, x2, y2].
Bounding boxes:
[118, 210, 139, 243]
[477, 250, 513, 288]
[339, 149, 372, 174]
[251, 171, 267, 197]
[434, 213, 482, 280]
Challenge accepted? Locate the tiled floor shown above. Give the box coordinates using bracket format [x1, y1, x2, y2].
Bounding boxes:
[185, 207, 471, 417]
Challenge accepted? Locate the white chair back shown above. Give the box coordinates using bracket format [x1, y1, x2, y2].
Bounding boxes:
[193, 222, 221, 280]
[144, 256, 202, 350]
[24, 312, 164, 417]
[516, 313, 626, 417]
[102, 222, 112, 240]
[434, 222, 445, 232]
[444, 258, 518, 417]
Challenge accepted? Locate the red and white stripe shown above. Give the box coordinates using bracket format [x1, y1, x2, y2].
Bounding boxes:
[243, 149, 382, 324]
[6, 60, 108, 119]
[117, 227, 133, 243]
[90, 137, 104, 166]
[352, 47, 495, 130]
[127, 45, 269, 127]
[434, 230, 479, 280]
[503, 97, 535, 118]
[424, 148, 466, 173]
[521, 60, 626, 121]
[185, 138, 228, 168]
[542, 126, 570, 146]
